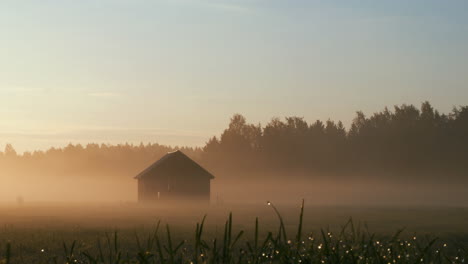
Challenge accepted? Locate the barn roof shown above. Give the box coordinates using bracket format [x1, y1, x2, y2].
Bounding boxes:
[134, 150, 215, 180]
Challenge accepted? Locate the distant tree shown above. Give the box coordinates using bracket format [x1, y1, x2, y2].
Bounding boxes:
[202, 136, 221, 165]
[4, 144, 17, 158]
[216, 114, 261, 169]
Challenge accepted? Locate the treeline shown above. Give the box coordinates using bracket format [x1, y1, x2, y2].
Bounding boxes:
[1, 102, 467, 181]
[204, 102, 468, 180]
[0, 142, 200, 179]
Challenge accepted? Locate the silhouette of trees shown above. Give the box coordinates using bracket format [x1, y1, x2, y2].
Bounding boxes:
[0, 102, 467, 181]
[202, 102, 468, 180]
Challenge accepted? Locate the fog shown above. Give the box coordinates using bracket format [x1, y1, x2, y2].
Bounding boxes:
[1, 164, 467, 243]
[1, 170, 467, 207]
[1, 188, 467, 240]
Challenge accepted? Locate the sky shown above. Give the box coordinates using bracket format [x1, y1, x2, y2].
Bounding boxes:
[1, 0, 467, 153]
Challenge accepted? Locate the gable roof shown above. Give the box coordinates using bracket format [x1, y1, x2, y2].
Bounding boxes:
[134, 150, 215, 180]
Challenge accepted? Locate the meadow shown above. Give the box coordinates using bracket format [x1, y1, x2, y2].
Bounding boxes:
[0, 201, 467, 263]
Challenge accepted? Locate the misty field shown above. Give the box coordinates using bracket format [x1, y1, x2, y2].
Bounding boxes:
[0, 202, 467, 263]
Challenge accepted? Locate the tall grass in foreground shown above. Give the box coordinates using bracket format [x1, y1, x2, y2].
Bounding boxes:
[1, 200, 467, 264]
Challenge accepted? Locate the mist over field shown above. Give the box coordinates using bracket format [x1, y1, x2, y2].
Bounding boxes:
[1, 172, 467, 207]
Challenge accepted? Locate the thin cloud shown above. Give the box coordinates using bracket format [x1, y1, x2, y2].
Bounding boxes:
[0, 126, 211, 153]
[87, 92, 122, 98]
[167, 0, 255, 14]
[0, 127, 209, 139]
[0, 87, 46, 94]
[206, 2, 253, 14]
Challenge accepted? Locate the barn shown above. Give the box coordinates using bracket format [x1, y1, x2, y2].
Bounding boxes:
[134, 150, 214, 202]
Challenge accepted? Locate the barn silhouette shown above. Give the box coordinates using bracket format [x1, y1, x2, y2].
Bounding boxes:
[134, 150, 214, 202]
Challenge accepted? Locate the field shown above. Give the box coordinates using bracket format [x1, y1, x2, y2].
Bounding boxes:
[0, 202, 467, 263]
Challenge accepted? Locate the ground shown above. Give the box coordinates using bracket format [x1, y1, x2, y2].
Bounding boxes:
[1, 202, 467, 236]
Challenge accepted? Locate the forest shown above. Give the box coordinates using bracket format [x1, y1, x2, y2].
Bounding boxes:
[1, 102, 467, 182]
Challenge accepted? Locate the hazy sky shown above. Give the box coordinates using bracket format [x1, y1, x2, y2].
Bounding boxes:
[1, 0, 467, 152]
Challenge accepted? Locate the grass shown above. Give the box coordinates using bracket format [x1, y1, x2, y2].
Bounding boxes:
[0, 201, 467, 263]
